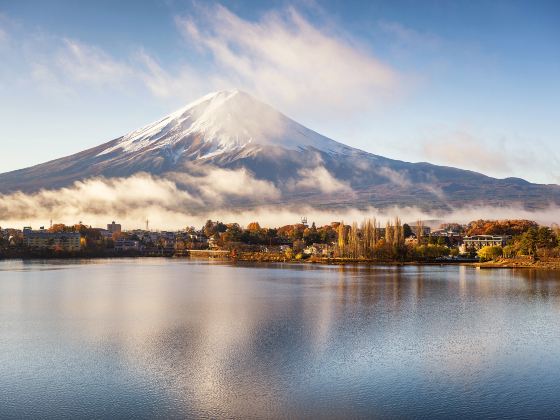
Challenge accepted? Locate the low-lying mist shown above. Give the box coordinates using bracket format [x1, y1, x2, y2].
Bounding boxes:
[1, 172, 558, 230]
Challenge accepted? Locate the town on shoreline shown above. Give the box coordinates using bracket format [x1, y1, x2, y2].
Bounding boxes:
[2, 217, 560, 269]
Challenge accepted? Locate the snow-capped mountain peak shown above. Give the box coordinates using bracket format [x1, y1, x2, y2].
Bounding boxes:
[98, 89, 347, 159]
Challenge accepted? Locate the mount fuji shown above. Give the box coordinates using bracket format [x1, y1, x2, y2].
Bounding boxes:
[1, 89, 559, 212]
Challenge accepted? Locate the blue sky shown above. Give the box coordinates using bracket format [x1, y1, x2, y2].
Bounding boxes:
[0, 0, 559, 183]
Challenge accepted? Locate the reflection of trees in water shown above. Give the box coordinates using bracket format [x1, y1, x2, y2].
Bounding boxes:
[517, 269, 560, 299]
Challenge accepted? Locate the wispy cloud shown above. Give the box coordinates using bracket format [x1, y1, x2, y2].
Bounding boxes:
[421, 130, 512, 174]
[2, 3, 400, 117]
[134, 49, 209, 99]
[175, 4, 399, 116]
[55, 39, 132, 86]
[170, 167, 281, 204]
[288, 166, 353, 194]
[378, 166, 412, 187]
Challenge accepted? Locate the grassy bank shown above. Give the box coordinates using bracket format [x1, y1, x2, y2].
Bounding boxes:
[474, 257, 560, 270]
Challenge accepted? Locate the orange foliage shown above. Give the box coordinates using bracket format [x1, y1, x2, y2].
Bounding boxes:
[466, 219, 538, 236]
[49, 224, 67, 233]
[246, 222, 262, 232]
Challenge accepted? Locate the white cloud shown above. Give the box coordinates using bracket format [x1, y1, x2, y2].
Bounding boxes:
[1, 5, 400, 119]
[421, 130, 513, 174]
[134, 50, 208, 99]
[55, 39, 132, 85]
[287, 166, 353, 194]
[170, 167, 281, 203]
[378, 166, 412, 187]
[175, 4, 399, 116]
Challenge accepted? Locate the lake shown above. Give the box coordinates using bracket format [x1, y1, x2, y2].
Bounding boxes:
[1, 259, 559, 419]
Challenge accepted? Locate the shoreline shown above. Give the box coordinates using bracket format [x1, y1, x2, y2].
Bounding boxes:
[3, 253, 560, 270]
[471, 258, 560, 270]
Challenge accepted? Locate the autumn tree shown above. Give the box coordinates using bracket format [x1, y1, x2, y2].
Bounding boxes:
[49, 224, 68, 233]
[414, 220, 425, 243]
[385, 221, 394, 246]
[466, 219, 538, 236]
[337, 221, 347, 257]
[362, 218, 377, 259]
[478, 245, 503, 262]
[247, 222, 261, 232]
[348, 222, 360, 259]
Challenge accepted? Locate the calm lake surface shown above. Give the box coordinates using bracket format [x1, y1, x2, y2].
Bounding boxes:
[1, 259, 559, 419]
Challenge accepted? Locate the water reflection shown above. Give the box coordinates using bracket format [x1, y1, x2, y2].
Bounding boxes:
[0, 259, 559, 418]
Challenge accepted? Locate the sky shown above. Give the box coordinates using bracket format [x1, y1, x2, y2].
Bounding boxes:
[0, 0, 559, 184]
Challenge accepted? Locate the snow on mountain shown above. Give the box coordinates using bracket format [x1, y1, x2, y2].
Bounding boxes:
[97, 89, 350, 160]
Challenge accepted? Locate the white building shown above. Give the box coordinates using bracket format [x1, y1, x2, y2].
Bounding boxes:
[460, 235, 511, 253]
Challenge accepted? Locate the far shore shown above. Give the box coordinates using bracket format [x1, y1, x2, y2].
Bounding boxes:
[472, 257, 560, 270]
[3, 253, 560, 270]
[233, 254, 560, 270]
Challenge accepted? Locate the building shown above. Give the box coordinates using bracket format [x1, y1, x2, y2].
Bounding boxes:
[95, 229, 113, 239]
[23, 228, 81, 251]
[114, 239, 142, 252]
[460, 235, 511, 254]
[107, 221, 122, 234]
[303, 243, 331, 257]
[430, 229, 464, 247]
[408, 225, 432, 237]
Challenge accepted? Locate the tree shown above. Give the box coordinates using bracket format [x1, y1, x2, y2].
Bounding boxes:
[247, 222, 261, 232]
[536, 227, 557, 250]
[413, 244, 449, 260]
[348, 222, 360, 259]
[303, 224, 320, 245]
[518, 227, 538, 257]
[337, 222, 347, 257]
[466, 219, 538, 236]
[415, 220, 425, 243]
[478, 245, 503, 262]
[502, 245, 516, 258]
[49, 224, 67, 233]
[362, 218, 376, 259]
[403, 223, 413, 239]
[385, 221, 394, 246]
